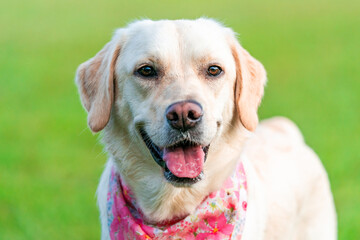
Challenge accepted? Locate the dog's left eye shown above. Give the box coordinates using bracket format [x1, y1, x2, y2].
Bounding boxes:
[137, 66, 157, 78]
[207, 66, 222, 77]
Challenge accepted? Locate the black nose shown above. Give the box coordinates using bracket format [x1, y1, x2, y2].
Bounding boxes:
[165, 100, 203, 131]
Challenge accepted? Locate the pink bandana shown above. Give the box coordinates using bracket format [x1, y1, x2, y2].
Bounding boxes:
[107, 162, 247, 240]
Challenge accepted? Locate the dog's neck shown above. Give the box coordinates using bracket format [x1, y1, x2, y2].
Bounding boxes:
[102, 116, 249, 223]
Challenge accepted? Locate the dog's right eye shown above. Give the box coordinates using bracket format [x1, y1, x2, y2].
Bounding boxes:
[137, 66, 157, 78]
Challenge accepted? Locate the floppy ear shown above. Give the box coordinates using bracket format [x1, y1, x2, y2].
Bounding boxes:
[231, 37, 267, 132]
[75, 34, 122, 132]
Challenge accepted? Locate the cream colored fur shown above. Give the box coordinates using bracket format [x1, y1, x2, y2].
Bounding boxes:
[76, 19, 337, 239]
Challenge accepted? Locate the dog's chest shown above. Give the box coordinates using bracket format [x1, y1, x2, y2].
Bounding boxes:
[106, 162, 248, 239]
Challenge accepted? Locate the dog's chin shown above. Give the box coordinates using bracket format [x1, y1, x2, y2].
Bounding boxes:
[139, 128, 210, 187]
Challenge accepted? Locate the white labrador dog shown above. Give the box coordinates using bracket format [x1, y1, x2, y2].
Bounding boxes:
[76, 19, 337, 240]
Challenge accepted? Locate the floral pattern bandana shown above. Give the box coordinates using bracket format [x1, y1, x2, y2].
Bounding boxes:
[107, 162, 247, 240]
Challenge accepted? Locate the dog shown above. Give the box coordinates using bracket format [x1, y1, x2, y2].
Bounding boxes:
[75, 18, 337, 239]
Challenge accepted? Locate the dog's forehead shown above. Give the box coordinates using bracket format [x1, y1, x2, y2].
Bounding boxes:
[120, 19, 233, 69]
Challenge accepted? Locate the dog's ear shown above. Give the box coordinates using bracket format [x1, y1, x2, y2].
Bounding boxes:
[75, 33, 123, 132]
[230, 36, 267, 132]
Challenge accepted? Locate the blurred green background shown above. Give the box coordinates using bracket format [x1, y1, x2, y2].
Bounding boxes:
[0, 0, 359, 239]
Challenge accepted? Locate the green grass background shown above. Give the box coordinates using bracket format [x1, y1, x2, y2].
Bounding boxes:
[0, 0, 359, 239]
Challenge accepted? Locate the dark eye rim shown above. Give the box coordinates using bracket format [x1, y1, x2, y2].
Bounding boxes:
[207, 65, 223, 77]
[136, 65, 158, 78]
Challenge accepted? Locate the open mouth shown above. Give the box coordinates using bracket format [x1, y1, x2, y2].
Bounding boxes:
[139, 128, 210, 185]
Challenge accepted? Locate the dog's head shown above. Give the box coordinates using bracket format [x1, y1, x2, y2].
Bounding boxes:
[76, 19, 266, 187]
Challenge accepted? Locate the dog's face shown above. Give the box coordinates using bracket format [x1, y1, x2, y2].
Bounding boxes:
[76, 19, 266, 187]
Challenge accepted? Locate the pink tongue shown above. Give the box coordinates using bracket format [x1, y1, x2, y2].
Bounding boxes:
[163, 145, 204, 178]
